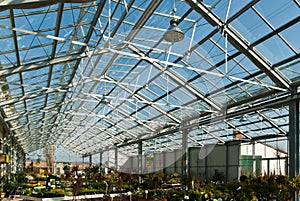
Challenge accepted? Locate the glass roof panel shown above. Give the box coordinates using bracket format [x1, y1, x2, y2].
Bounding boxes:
[0, 52, 16, 67]
[231, 8, 272, 44]
[278, 58, 300, 81]
[17, 6, 57, 29]
[0, 18, 12, 36]
[254, 0, 299, 29]
[233, 54, 260, 74]
[212, 0, 253, 21]
[280, 22, 300, 53]
[254, 35, 295, 64]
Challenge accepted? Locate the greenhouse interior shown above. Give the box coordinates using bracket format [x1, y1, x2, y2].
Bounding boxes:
[0, 0, 299, 200]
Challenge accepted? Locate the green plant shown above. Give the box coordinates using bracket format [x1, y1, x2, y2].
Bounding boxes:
[188, 189, 201, 200]
[80, 187, 104, 194]
[181, 175, 194, 189]
[35, 189, 65, 198]
[151, 188, 167, 198]
[140, 178, 152, 190]
[11, 171, 27, 183]
[63, 165, 71, 180]
[0, 175, 14, 197]
[151, 171, 164, 188]
[290, 174, 300, 193]
[90, 181, 106, 190]
[166, 189, 184, 201]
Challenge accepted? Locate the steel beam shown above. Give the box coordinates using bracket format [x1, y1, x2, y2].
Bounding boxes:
[0, 53, 87, 78]
[100, 151, 103, 166]
[106, 75, 181, 124]
[106, 147, 110, 168]
[138, 141, 142, 183]
[41, 0, 106, 147]
[114, 147, 118, 171]
[182, 128, 189, 177]
[258, 111, 287, 135]
[118, 92, 299, 148]
[128, 44, 222, 112]
[89, 155, 92, 167]
[288, 87, 299, 201]
[0, 0, 93, 10]
[50, 0, 161, 148]
[185, 0, 291, 90]
[4, 103, 60, 122]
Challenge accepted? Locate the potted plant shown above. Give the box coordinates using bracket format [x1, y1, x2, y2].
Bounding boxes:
[290, 175, 300, 195]
[0, 175, 13, 198]
[0, 187, 4, 198]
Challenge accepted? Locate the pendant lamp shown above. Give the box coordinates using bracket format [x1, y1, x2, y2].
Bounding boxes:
[163, 18, 184, 43]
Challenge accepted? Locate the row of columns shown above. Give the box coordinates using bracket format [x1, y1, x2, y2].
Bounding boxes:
[0, 134, 26, 177]
[85, 113, 298, 181]
[85, 147, 119, 171]
[0, 111, 26, 177]
[0, 110, 26, 178]
[85, 130, 191, 178]
[83, 91, 298, 200]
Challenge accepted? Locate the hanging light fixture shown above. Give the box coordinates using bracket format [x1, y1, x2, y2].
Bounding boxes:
[163, 2, 184, 43]
[163, 18, 184, 43]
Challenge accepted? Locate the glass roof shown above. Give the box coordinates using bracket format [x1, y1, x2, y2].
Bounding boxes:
[0, 0, 299, 158]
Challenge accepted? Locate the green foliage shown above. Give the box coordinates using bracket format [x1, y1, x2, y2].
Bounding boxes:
[71, 165, 79, 175]
[35, 189, 64, 198]
[140, 178, 153, 190]
[155, 188, 168, 198]
[80, 187, 105, 194]
[168, 173, 181, 184]
[12, 171, 27, 183]
[20, 188, 32, 196]
[166, 189, 185, 201]
[34, 175, 47, 181]
[196, 175, 290, 201]
[151, 171, 164, 188]
[188, 189, 201, 200]
[26, 162, 34, 173]
[0, 175, 15, 197]
[121, 181, 132, 191]
[84, 165, 101, 181]
[15, 170, 299, 200]
[90, 165, 100, 174]
[290, 174, 300, 192]
[133, 173, 295, 200]
[89, 181, 106, 190]
[181, 175, 194, 189]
